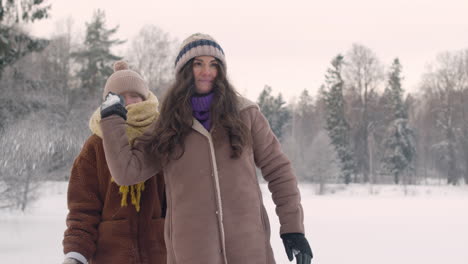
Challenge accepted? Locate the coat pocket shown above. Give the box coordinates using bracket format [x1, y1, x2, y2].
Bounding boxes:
[260, 204, 276, 263]
[94, 219, 136, 263]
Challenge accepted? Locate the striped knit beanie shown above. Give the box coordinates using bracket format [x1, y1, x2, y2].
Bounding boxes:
[103, 61, 149, 100]
[174, 33, 226, 73]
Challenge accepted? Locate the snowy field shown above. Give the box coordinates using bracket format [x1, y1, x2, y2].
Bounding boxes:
[1, 182, 468, 264]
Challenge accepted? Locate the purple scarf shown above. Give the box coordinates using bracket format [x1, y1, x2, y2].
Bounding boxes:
[191, 92, 214, 131]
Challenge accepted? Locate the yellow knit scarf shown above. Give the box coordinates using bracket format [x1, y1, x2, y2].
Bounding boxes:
[89, 91, 159, 212]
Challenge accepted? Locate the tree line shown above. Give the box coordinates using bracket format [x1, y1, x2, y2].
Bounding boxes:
[0, 2, 177, 210]
[258, 45, 468, 188]
[1, 1, 467, 210]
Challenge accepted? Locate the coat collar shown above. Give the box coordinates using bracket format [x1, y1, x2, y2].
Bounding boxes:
[192, 118, 211, 138]
[191, 96, 258, 138]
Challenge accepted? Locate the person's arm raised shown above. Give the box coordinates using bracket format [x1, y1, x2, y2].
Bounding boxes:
[100, 92, 161, 185]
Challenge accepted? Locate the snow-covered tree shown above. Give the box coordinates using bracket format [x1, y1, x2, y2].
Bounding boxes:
[72, 9, 124, 97]
[0, 0, 50, 78]
[257, 85, 290, 141]
[323, 54, 356, 184]
[381, 59, 416, 184]
[381, 119, 416, 184]
[420, 51, 467, 184]
[387, 59, 407, 119]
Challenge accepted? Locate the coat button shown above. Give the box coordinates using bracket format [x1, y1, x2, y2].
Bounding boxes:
[215, 210, 219, 215]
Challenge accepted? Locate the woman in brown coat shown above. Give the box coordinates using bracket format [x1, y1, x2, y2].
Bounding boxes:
[62, 61, 166, 264]
[99, 33, 313, 264]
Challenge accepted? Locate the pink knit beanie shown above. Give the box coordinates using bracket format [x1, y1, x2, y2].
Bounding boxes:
[103, 61, 149, 100]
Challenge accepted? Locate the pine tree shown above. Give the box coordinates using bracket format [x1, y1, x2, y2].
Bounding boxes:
[72, 9, 124, 97]
[257, 85, 290, 140]
[381, 59, 416, 184]
[296, 89, 314, 121]
[387, 59, 407, 119]
[0, 0, 50, 78]
[323, 55, 356, 184]
[0, 0, 50, 134]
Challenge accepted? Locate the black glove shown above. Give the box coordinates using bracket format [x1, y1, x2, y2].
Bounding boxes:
[101, 92, 127, 120]
[281, 233, 313, 264]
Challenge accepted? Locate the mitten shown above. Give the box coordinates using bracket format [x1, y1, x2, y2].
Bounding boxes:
[101, 92, 127, 120]
[281, 233, 313, 264]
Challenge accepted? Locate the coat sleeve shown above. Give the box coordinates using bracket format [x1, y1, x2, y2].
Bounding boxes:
[248, 106, 305, 235]
[100, 115, 161, 186]
[63, 139, 102, 261]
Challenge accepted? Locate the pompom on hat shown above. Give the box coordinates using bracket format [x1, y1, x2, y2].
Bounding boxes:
[174, 33, 226, 73]
[103, 60, 149, 100]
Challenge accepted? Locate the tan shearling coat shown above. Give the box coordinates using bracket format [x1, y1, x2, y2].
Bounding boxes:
[100, 97, 305, 264]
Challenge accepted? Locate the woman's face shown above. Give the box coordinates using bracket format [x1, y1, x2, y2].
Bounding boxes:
[192, 56, 218, 94]
[121, 91, 144, 106]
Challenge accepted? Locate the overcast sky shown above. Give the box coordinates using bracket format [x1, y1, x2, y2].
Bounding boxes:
[29, 0, 468, 102]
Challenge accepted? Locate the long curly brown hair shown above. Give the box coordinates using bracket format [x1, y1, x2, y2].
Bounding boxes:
[149, 58, 250, 162]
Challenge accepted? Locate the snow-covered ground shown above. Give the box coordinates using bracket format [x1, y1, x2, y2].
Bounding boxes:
[1, 182, 468, 264]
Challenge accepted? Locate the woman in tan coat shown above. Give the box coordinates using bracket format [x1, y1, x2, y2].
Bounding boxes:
[62, 61, 166, 264]
[99, 33, 313, 264]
